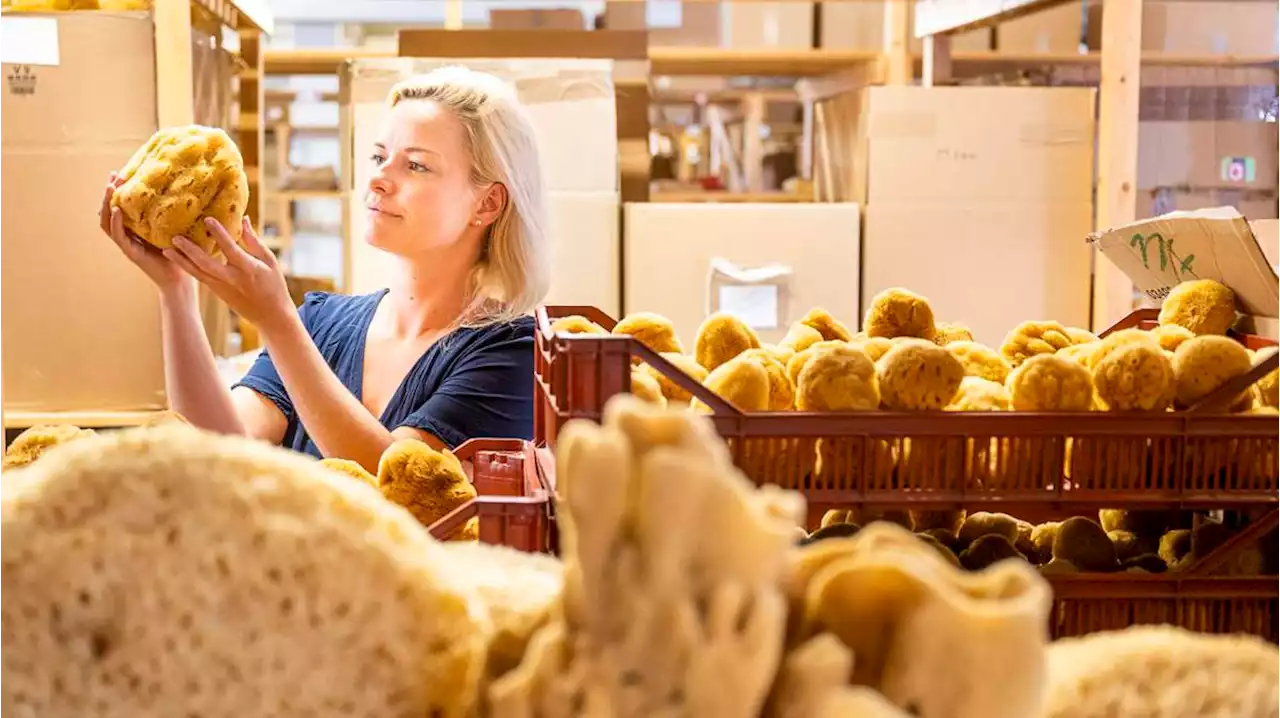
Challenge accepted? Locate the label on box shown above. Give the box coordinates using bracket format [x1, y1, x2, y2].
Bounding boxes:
[706, 257, 791, 330]
[1221, 156, 1256, 184]
[718, 285, 780, 330]
[1, 17, 59, 67]
[1088, 206, 1279, 318]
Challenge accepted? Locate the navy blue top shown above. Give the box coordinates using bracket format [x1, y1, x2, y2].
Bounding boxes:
[232, 289, 535, 458]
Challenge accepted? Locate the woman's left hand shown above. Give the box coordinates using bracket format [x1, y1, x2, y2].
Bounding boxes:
[165, 217, 296, 334]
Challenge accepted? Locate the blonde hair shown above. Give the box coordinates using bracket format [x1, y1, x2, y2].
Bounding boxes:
[388, 66, 551, 328]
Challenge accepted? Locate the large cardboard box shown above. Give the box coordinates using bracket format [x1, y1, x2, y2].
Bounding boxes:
[722, 1, 813, 50]
[342, 59, 621, 312]
[489, 8, 585, 31]
[859, 86, 1097, 345]
[1087, 1, 1279, 56]
[1137, 67, 1278, 192]
[996, 0, 1088, 53]
[1, 12, 167, 415]
[820, 1, 991, 52]
[604, 0, 720, 47]
[624, 203, 862, 346]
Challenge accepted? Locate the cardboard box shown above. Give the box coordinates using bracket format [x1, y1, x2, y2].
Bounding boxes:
[624, 203, 862, 346]
[489, 8, 585, 31]
[1145, 188, 1278, 224]
[343, 58, 618, 195]
[1137, 67, 1278, 192]
[604, 0, 720, 47]
[820, 1, 991, 52]
[722, 1, 814, 50]
[1088, 206, 1279, 338]
[996, 0, 1087, 54]
[858, 86, 1097, 345]
[342, 59, 622, 310]
[1087, 1, 1279, 56]
[1, 12, 167, 415]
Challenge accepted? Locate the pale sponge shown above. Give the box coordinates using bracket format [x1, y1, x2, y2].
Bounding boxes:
[0, 424, 489, 718]
[111, 125, 250, 253]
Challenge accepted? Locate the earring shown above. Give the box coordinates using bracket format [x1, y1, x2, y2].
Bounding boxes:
[472, 219, 482, 226]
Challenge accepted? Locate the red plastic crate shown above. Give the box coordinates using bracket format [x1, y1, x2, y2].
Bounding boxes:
[426, 438, 554, 553]
[535, 306, 1279, 516]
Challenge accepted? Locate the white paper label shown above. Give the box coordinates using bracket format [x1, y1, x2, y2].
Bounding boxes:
[719, 284, 780, 330]
[1, 17, 60, 66]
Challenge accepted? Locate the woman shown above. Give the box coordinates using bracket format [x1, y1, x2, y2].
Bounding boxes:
[99, 66, 551, 472]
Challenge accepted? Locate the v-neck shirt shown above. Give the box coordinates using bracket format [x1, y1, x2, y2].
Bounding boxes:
[232, 289, 535, 458]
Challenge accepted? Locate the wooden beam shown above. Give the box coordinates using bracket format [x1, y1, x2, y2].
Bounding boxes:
[922, 34, 952, 86]
[399, 30, 648, 60]
[914, 0, 1075, 37]
[883, 0, 912, 85]
[154, 0, 195, 128]
[742, 92, 766, 192]
[238, 30, 266, 230]
[1092, 0, 1143, 332]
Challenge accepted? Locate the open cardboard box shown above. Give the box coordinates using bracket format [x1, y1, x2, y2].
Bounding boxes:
[1087, 206, 1280, 340]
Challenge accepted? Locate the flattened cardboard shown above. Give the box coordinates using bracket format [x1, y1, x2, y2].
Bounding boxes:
[1, 12, 167, 415]
[1088, 207, 1279, 319]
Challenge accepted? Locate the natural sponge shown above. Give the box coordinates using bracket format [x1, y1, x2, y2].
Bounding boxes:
[1000, 320, 1075, 368]
[947, 376, 1011, 412]
[1053, 516, 1118, 572]
[798, 307, 853, 342]
[933, 322, 974, 346]
[110, 125, 250, 253]
[694, 311, 760, 371]
[795, 345, 879, 412]
[549, 315, 608, 336]
[863, 287, 936, 340]
[613, 311, 683, 358]
[1251, 346, 1278, 409]
[946, 341, 1010, 384]
[1007, 353, 1093, 411]
[318, 457, 378, 487]
[377, 439, 479, 541]
[2, 424, 97, 471]
[1172, 335, 1253, 410]
[694, 354, 770, 412]
[1092, 337, 1173, 411]
[876, 339, 965, 410]
[629, 368, 667, 406]
[1158, 278, 1238, 336]
[740, 347, 796, 411]
[0, 424, 488, 718]
[639, 352, 708, 405]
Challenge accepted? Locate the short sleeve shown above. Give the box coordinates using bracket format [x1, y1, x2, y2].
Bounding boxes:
[398, 323, 535, 448]
[230, 292, 332, 424]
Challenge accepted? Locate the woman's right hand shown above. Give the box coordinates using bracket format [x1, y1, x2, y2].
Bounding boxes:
[99, 172, 187, 294]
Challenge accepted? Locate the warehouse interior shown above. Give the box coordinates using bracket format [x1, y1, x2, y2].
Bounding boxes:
[1, 1, 1278, 714]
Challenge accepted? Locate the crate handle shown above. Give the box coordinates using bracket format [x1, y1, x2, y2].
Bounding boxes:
[427, 499, 479, 541]
[536, 304, 744, 417]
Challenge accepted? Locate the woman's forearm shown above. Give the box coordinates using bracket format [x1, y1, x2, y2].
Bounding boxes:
[259, 311, 395, 470]
[158, 281, 246, 436]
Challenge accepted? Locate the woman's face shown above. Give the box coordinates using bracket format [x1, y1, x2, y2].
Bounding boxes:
[364, 100, 497, 258]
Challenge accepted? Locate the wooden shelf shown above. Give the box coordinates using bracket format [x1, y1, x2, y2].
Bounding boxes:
[4, 411, 169, 430]
[268, 189, 345, 200]
[915, 0, 1076, 37]
[650, 48, 880, 77]
[265, 48, 393, 75]
[651, 190, 809, 203]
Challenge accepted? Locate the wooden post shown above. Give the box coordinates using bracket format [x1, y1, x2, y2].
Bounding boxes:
[742, 92, 766, 192]
[922, 35, 952, 87]
[1093, 0, 1142, 331]
[238, 29, 266, 230]
[153, 0, 195, 128]
[883, 0, 913, 85]
[444, 0, 464, 30]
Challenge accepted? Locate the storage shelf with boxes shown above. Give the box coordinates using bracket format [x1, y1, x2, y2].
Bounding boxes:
[0, 1, 274, 433]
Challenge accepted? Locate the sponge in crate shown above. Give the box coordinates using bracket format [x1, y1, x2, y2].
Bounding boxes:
[863, 287, 937, 341]
[695, 311, 761, 371]
[377, 439, 479, 541]
[110, 125, 250, 253]
[2, 424, 97, 471]
[1158, 278, 1238, 337]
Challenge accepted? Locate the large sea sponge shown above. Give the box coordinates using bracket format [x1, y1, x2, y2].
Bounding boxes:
[111, 125, 250, 253]
[1, 424, 490, 717]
